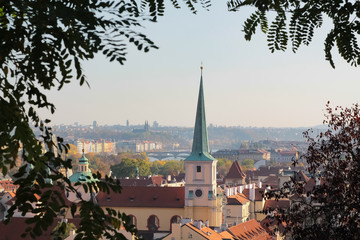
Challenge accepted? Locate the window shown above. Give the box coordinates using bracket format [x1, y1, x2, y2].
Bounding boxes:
[171, 215, 181, 224]
[196, 166, 201, 172]
[147, 215, 160, 232]
[170, 215, 181, 230]
[129, 215, 137, 227]
[189, 190, 194, 199]
[208, 190, 213, 199]
[195, 189, 202, 197]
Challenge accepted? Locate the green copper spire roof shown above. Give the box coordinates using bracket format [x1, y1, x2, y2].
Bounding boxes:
[69, 144, 94, 183]
[78, 151, 89, 164]
[185, 68, 216, 162]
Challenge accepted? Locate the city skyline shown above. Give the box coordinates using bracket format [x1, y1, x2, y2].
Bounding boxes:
[42, 2, 360, 128]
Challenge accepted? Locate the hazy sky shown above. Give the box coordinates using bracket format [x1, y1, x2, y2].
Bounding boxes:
[45, 2, 360, 128]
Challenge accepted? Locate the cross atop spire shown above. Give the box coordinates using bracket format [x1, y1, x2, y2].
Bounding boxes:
[185, 67, 215, 161]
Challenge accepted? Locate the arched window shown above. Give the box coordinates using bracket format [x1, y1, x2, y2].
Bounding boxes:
[170, 215, 181, 230]
[147, 215, 160, 232]
[129, 215, 137, 227]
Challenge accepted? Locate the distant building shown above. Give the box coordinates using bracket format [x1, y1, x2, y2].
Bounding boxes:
[132, 121, 150, 133]
[270, 150, 299, 163]
[93, 120, 97, 129]
[238, 149, 270, 161]
[117, 141, 162, 152]
[153, 121, 159, 128]
[76, 139, 116, 154]
[213, 149, 271, 161]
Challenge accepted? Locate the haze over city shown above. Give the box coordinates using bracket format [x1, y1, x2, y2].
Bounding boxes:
[44, 1, 360, 128]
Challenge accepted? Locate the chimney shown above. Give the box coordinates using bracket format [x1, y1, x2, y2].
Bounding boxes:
[181, 218, 192, 225]
[194, 220, 202, 230]
[316, 177, 320, 186]
[205, 220, 209, 227]
[258, 180, 262, 188]
[167, 175, 171, 182]
[238, 185, 244, 194]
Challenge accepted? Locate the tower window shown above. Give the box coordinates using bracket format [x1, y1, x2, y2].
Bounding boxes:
[208, 190, 213, 199]
[189, 190, 194, 199]
[196, 166, 201, 172]
[195, 189, 203, 197]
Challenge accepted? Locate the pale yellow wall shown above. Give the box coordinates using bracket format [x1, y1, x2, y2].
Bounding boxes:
[182, 225, 206, 239]
[225, 201, 250, 226]
[163, 223, 181, 240]
[102, 207, 184, 232]
[278, 175, 291, 189]
[225, 178, 245, 186]
[185, 206, 222, 228]
[255, 199, 266, 221]
[184, 160, 221, 227]
[185, 161, 217, 187]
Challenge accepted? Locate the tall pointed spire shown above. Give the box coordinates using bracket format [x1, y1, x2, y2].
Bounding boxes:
[185, 66, 215, 161]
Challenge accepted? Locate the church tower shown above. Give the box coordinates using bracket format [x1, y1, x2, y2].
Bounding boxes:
[184, 67, 222, 227]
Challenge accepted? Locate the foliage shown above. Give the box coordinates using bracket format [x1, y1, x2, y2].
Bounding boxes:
[110, 158, 138, 178]
[161, 160, 184, 176]
[110, 158, 184, 178]
[268, 102, 360, 239]
[227, 0, 360, 68]
[240, 158, 254, 170]
[52, 222, 76, 240]
[110, 157, 151, 178]
[0, 0, 210, 239]
[217, 158, 233, 176]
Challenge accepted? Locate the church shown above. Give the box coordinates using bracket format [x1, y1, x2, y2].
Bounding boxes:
[94, 68, 223, 238]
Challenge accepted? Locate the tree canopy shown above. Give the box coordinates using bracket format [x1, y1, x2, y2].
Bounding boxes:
[227, 0, 360, 68]
[267, 103, 360, 239]
[0, 0, 210, 239]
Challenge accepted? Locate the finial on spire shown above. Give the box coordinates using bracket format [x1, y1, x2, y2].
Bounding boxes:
[200, 62, 203, 74]
[82, 140, 85, 153]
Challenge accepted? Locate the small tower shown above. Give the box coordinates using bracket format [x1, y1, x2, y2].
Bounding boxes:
[69, 142, 94, 183]
[67, 143, 96, 202]
[184, 66, 222, 227]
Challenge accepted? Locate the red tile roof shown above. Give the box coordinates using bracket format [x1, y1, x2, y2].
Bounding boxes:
[227, 193, 250, 205]
[226, 219, 271, 240]
[0, 217, 81, 240]
[260, 215, 287, 236]
[185, 223, 226, 240]
[0, 180, 18, 192]
[118, 176, 167, 187]
[96, 186, 185, 208]
[242, 188, 265, 201]
[225, 161, 246, 179]
[263, 199, 290, 211]
[262, 175, 279, 189]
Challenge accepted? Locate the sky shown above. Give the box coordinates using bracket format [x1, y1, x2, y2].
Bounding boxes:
[45, 1, 360, 128]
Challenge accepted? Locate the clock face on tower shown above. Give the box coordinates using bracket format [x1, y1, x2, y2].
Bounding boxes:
[195, 189, 203, 197]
